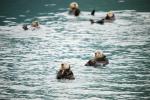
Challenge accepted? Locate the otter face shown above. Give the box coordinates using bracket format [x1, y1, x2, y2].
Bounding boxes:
[95, 51, 103, 58]
[70, 2, 79, 10]
[31, 21, 39, 27]
[107, 12, 113, 17]
[60, 63, 70, 74]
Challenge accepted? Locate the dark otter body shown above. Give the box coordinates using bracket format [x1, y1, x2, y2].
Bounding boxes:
[90, 16, 115, 24]
[90, 19, 104, 25]
[56, 69, 75, 80]
[85, 55, 109, 67]
[22, 24, 28, 30]
[90, 11, 115, 25]
[74, 9, 80, 16]
[69, 8, 80, 16]
[96, 19, 105, 24]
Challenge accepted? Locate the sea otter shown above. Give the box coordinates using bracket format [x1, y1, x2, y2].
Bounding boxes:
[56, 63, 75, 80]
[105, 11, 115, 21]
[22, 21, 40, 31]
[31, 21, 40, 30]
[85, 51, 109, 67]
[69, 2, 80, 16]
[90, 11, 115, 25]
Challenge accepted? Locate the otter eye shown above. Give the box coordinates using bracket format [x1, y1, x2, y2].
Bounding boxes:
[69, 65, 70, 69]
[61, 64, 64, 66]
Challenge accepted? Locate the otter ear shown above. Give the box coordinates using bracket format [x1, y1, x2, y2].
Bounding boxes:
[68, 65, 71, 70]
[60, 63, 64, 70]
[95, 52, 98, 57]
[61, 63, 64, 67]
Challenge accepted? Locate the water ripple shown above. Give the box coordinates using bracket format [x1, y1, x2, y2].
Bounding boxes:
[0, 10, 150, 100]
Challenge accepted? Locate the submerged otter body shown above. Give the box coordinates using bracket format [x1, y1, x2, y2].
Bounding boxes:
[90, 16, 115, 25]
[85, 55, 109, 67]
[90, 11, 115, 25]
[90, 19, 104, 25]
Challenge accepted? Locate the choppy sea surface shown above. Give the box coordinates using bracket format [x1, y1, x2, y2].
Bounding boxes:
[0, 0, 150, 100]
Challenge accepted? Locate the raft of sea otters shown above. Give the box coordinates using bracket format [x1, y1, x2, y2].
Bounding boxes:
[22, 2, 115, 31]
[22, 2, 114, 80]
[57, 51, 109, 80]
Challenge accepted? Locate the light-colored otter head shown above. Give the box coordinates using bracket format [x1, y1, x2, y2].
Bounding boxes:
[60, 63, 70, 70]
[70, 2, 79, 10]
[31, 21, 39, 27]
[94, 51, 104, 59]
[107, 11, 114, 17]
[60, 63, 70, 74]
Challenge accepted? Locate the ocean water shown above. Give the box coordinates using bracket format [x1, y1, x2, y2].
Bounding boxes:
[0, 0, 150, 100]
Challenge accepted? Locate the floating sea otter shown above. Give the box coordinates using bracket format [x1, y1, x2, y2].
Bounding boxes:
[90, 11, 115, 25]
[31, 21, 39, 28]
[31, 21, 40, 30]
[69, 2, 80, 16]
[85, 51, 109, 66]
[56, 63, 75, 80]
[22, 21, 40, 31]
[105, 11, 115, 21]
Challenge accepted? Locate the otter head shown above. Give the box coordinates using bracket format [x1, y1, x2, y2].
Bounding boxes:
[94, 51, 104, 59]
[70, 2, 79, 10]
[31, 21, 39, 27]
[107, 11, 114, 18]
[60, 63, 70, 74]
